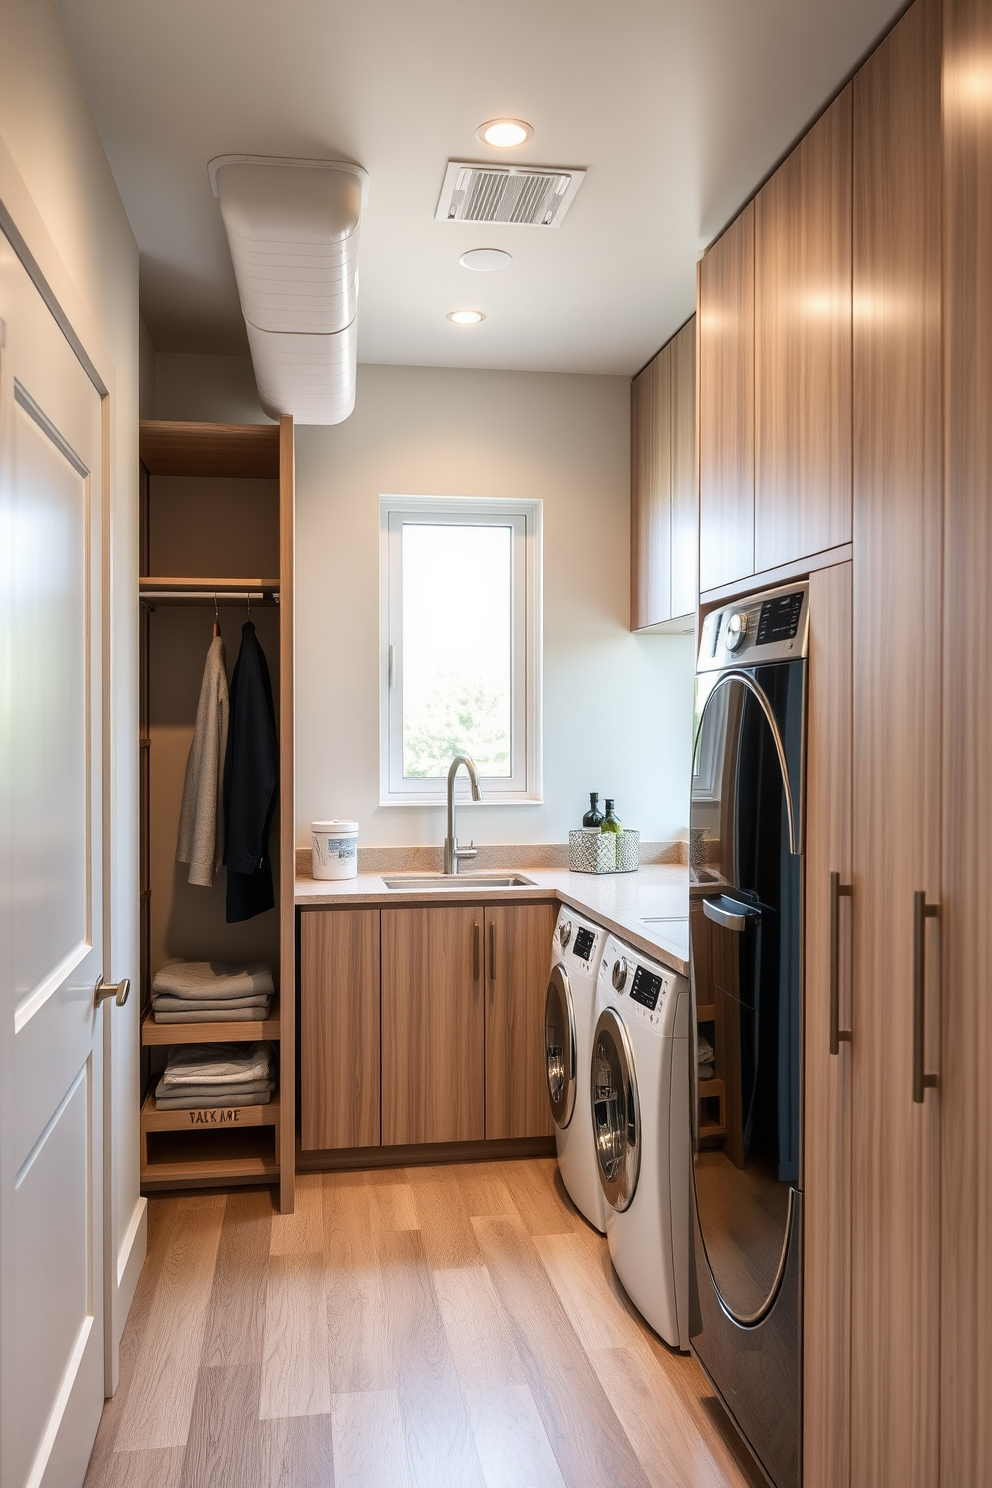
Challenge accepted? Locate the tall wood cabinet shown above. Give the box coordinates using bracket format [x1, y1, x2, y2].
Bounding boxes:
[630, 316, 696, 630]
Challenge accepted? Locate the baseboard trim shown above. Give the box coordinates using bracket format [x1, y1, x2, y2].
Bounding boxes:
[297, 1135, 556, 1172]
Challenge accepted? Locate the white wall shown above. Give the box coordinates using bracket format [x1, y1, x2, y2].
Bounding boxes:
[0, 0, 142, 1384]
[295, 363, 694, 850]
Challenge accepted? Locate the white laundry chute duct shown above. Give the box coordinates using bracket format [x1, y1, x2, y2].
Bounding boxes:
[209, 155, 369, 425]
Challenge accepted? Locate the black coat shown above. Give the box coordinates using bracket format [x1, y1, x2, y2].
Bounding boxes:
[223, 621, 278, 922]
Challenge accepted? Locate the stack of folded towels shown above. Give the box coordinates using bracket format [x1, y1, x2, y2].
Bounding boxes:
[154, 1042, 276, 1110]
[697, 1034, 715, 1083]
[151, 959, 273, 1024]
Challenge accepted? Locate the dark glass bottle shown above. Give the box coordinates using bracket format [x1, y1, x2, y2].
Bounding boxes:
[602, 799, 622, 833]
[582, 792, 604, 828]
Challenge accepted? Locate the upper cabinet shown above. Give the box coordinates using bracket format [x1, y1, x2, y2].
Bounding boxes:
[755, 85, 854, 571]
[630, 316, 696, 631]
[698, 204, 755, 593]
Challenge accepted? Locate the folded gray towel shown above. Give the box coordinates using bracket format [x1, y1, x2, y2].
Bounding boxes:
[152, 993, 272, 1013]
[697, 1035, 714, 1064]
[151, 960, 275, 1001]
[154, 1076, 274, 1101]
[152, 1006, 272, 1025]
[158, 1041, 274, 1090]
[155, 1090, 273, 1111]
[698, 1062, 715, 1082]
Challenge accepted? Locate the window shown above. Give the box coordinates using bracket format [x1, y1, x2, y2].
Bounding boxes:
[380, 495, 542, 803]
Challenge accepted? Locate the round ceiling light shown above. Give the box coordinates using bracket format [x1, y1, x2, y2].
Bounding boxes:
[477, 119, 532, 148]
[459, 248, 513, 273]
[446, 309, 486, 324]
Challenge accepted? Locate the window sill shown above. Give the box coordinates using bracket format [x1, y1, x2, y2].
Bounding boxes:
[377, 796, 544, 808]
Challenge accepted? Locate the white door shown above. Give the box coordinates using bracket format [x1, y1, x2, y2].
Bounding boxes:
[0, 234, 108, 1486]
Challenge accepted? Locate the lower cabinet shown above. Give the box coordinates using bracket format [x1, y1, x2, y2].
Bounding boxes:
[300, 900, 557, 1151]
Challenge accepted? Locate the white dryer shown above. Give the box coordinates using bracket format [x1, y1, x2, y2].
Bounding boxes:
[591, 933, 691, 1350]
[544, 907, 608, 1232]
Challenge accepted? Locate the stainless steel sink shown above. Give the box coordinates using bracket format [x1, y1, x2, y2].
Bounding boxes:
[381, 873, 535, 890]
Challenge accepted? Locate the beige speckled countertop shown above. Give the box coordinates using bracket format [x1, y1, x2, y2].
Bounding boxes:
[295, 862, 690, 976]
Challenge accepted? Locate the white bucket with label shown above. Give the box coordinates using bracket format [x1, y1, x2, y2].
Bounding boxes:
[311, 820, 359, 880]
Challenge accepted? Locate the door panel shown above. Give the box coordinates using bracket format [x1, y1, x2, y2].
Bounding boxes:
[630, 343, 672, 629]
[698, 202, 754, 592]
[850, 4, 942, 1484]
[0, 235, 105, 1488]
[381, 906, 484, 1145]
[485, 903, 557, 1140]
[670, 316, 697, 620]
[300, 909, 380, 1150]
[755, 86, 853, 570]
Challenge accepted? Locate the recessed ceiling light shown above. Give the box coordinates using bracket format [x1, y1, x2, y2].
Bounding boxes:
[459, 248, 513, 273]
[446, 309, 486, 324]
[477, 119, 532, 148]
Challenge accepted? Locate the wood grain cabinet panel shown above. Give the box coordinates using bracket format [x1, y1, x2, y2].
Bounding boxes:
[941, 0, 992, 1481]
[850, 5, 942, 1485]
[803, 561, 853, 1488]
[299, 909, 380, 1151]
[485, 903, 558, 1140]
[381, 906, 485, 1146]
[698, 203, 755, 592]
[630, 344, 672, 629]
[754, 87, 853, 572]
[670, 317, 697, 620]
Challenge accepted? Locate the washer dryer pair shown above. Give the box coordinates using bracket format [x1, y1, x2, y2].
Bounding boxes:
[591, 934, 691, 1351]
[544, 907, 608, 1233]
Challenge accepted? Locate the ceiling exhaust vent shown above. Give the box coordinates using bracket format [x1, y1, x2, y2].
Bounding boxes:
[209, 154, 369, 425]
[434, 161, 585, 228]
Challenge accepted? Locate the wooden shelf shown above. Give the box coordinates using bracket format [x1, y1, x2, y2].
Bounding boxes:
[698, 1075, 726, 1140]
[140, 1088, 279, 1133]
[699, 1076, 725, 1099]
[139, 420, 280, 478]
[141, 1005, 280, 1046]
[696, 1003, 715, 1022]
[141, 1126, 279, 1190]
[139, 575, 280, 592]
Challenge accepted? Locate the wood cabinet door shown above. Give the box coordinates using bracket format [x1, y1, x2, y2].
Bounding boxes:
[670, 315, 697, 620]
[850, 4, 942, 1485]
[698, 202, 755, 592]
[942, 0, 992, 1478]
[485, 903, 558, 1140]
[630, 342, 672, 629]
[754, 85, 853, 571]
[381, 905, 485, 1145]
[803, 561, 853, 1488]
[300, 909, 380, 1150]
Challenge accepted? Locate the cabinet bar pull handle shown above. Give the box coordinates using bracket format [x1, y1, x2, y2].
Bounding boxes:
[474, 923, 480, 982]
[489, 921, 496, 982]
[829, 871, 852, 1055]
[912, 890, 940, 1103]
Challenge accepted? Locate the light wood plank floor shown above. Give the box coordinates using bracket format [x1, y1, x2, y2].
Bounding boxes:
[85, 1159, 764, 1488]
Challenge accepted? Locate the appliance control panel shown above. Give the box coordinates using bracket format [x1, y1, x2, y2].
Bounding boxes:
[697, 582, 809, 673]
[598, 934, 685, 1037]
[556, 909, 603, 978]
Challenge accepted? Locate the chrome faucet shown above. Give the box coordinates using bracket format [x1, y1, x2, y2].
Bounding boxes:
[444, 754, 483, 874]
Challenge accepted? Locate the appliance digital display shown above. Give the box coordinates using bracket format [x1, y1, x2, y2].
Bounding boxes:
[757, 591, 804, 644]
[630, 965, 662, 1010]
[573, 926, 596, 962]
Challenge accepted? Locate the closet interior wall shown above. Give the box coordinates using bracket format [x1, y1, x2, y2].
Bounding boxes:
[138, 420, 295, 1213]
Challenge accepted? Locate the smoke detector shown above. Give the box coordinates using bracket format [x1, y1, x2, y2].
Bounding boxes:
[435, 161, 585, 228]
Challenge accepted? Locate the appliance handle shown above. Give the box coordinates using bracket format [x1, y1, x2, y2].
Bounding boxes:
[702, 895, 761, 932]
[912, 890, 940, 1102]
[692, 669, 800, 854]
[829, 871, 853, 1054]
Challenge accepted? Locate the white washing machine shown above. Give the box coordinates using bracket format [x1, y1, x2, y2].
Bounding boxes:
[591, 933, 691, 1350]
[544, 907, 609, 1232]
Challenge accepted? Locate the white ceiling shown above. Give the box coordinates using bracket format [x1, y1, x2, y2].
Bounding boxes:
[56, 0, 903, 376]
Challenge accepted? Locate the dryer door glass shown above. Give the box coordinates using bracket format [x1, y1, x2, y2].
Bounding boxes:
[545, 964, 576, 1128]
[690, 663, 803, 1324]
[591, 1008, 640, 1212]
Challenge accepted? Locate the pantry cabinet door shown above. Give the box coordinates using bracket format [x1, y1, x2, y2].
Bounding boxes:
[630, 343, 672, 629]
[485, 904, 558, 1140]
[754, 85, 853, 571]
[850, 4, 942, 1486]
[670, 316, 697, 621]
[381, 906, 485, 1145]
[698, 202, 755, 592]
[300, 909, 380, 1150]
[803, 560, 853, 1488]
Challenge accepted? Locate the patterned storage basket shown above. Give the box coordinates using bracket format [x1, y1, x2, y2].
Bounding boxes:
[568, 829, 640, 874]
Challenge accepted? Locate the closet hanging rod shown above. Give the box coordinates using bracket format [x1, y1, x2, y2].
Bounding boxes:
[140, 591, 279, 608]
[139, 576, 280, 592]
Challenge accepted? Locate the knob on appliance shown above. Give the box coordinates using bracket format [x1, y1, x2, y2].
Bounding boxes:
[612, 957, 628, 991]
[726, 611, 748, 651]
[559, 920, 572, 948]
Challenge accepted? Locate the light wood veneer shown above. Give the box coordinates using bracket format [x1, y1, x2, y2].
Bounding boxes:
[485, 903, 558, 1141]
[630, 341, 672, 629]
[300, 910, 380, 1151]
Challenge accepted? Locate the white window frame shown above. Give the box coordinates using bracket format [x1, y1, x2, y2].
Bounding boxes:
[379, 494, 543, 805]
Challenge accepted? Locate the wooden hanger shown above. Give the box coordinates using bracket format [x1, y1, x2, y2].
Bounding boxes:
[213, 593, 221, 639]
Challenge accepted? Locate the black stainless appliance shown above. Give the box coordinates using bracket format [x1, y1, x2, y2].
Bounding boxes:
[688, 583, 808, 1488]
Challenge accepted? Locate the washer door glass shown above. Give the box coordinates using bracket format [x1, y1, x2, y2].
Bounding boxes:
[591, 1007, 640, 1212]
[545, 963, 576, 1129]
